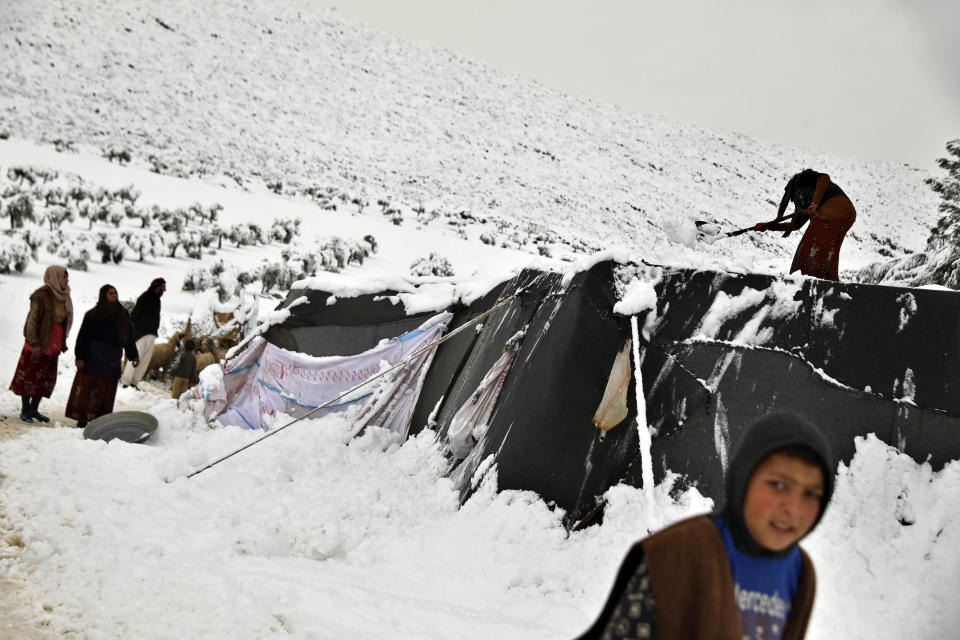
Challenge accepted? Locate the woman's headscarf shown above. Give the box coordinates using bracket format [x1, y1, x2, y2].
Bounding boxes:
[41, 264, 74, 336]
[89, 284, 132, 343]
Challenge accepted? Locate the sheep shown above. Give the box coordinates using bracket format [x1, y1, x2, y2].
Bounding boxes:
[192, 337, 231, 385]
[145, 330, 186, 380]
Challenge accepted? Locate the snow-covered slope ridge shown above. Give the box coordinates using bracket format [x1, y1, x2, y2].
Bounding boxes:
[0, 0, 939, 276]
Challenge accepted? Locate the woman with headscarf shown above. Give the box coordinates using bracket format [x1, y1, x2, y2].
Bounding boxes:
[10, 265, 74, 423]
[65, 284, 140, 428]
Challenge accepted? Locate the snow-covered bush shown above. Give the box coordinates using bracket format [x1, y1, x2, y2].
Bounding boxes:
[121, 229, 165, 261]
[227, 223, 264, 247]
[0, 234, 32, 273]
[410, 252, 454, 277]
[95, 231, 127, 264]
[55, 234, 93, 271]
[113, 184, 140, 205]
[41, 203, 74, 230]
[857, 139, 960, 289]
[183, 260, 256, 302]
[102, 147, 132, 165]
[269, 218, 301, 244]
[4, 193, 36, 229]
[7, 166, 37, 187]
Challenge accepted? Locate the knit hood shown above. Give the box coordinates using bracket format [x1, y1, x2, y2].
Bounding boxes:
[719, 411, 834, 558]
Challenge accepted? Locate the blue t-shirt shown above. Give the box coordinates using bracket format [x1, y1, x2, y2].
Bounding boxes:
[716, 517, 803, 640]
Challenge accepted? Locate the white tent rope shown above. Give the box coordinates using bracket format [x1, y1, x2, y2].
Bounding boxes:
[184, 291, 522, 480]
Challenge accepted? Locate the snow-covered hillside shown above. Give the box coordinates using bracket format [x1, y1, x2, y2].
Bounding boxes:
[0, 0, 940, 278]
[1, 1, 958, 638]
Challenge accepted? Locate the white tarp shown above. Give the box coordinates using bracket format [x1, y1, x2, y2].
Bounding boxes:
[447, 350, 516, 459]
[189, 312, 452, 437]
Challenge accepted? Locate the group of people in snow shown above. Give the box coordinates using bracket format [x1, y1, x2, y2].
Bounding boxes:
[9, 270, 167, 428]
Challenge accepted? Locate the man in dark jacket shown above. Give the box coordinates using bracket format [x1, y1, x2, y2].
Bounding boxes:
[120, 277, 165, 388]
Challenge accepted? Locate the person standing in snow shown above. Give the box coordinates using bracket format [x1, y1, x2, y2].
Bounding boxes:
[754, 169, 856, 281]
[66, 284, 140, 428]
[120, 277, 165, 389]
[9, 265, 74, 423]
[575, 411, 833, 640]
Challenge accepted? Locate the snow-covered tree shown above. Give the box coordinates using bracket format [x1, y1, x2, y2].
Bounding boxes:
[857, 139, 960, 289]
[410, 252, 454, 277]
[95, 231, 128, 264]
[0, 234, 32, 273]
[55, 233, 93, 271]
[269, 218, 301, 244]
[119, 229, 166, 261]
[5, 194, 35, 229]
[42, 203, 74, 230]
[7, 166, 36, 187]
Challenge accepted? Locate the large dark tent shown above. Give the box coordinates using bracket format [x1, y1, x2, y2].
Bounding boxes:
[219, 260, 960, 526]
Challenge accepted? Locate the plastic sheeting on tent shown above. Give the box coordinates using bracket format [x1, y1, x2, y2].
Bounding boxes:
[194, 312, 452, 437]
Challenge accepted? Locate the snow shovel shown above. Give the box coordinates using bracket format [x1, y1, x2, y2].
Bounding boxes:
[695, 212, 802, 244]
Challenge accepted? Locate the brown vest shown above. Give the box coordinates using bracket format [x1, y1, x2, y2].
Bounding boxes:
[642, 515, 815, 640]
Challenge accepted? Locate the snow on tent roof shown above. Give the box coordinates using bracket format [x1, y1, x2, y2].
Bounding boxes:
[217, 259, 960, 527]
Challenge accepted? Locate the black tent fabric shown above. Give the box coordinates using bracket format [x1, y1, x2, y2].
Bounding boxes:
[257, 261, 960, 526]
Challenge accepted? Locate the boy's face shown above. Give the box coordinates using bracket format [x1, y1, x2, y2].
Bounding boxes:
[742, 452, 824, 551]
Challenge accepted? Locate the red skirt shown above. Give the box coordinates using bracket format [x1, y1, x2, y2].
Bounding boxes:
[9, 346, 59, 398]
[790, 197, 856, 281]
[65, 371, 119, 422]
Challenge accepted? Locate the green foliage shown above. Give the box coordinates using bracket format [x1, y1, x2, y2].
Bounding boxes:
[858, 139, 960, 289]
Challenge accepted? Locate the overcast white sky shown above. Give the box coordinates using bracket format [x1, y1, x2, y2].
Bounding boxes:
[317, 0, 959, 171]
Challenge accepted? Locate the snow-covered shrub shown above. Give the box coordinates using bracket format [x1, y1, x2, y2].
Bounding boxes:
[269, 218, 301, 244]
[147, 155, 169, 174]
[410, 253, 454, 277]
[102, 147, 131, 165]
[183, 230, 204, 259]
[41, 203, 74, 230]
[124, 204, 149, 227]
[4, 194, 35, 229]
[95, 231, 127, 264]
[257, 261, 300, 295]
[121, 229, 165, 261]
[184, 260, 256, 302]
[227, 223, 263, 247]
[51, 138, 76, 153]
[182, 263, 220, 293]
[7, 166, 37, 187]
[20, 228, 44, 260]
[56, 234, 93, 271]
[0, 234, 32, 273]
[113, 184, 140, 205]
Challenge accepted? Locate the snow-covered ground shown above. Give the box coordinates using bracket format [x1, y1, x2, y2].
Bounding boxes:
[1, 0, 958, 637]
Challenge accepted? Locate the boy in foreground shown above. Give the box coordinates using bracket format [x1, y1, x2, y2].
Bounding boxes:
[577, 411, 834, 640]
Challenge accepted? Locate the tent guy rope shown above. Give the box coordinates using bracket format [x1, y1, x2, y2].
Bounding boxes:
[182, 290, 524, 480]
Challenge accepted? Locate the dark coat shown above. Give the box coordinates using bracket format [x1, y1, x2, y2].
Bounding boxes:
[130, 289, 162, 341]
[74, 310, 140, 380]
